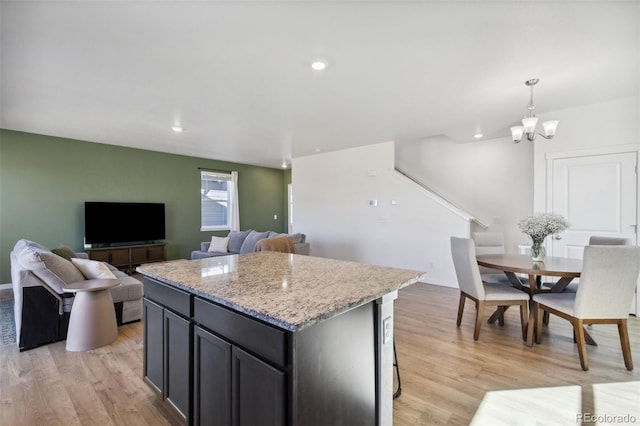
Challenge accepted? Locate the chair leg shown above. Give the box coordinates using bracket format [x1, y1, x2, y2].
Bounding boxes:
[519, 301, 528, 341]
[473, 300, 484, 340]
[574, 318, 589, 371]
[456, 293, 466, 327]
[542, 310, 550, 326]
[617, 319, 634, 371]
[526, 301, 536, 347]
[535, 303, 543, 344]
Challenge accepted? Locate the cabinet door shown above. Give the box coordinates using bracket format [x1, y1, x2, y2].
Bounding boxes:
[164, 309, 192, 422]
[108, 248, 130, 267]
[147, 244, 166, 262]
[194, 326, 232, 426]
[130, 246, 149, 264]
[143, 298, 164, 393]
[232, 347, 286, 426]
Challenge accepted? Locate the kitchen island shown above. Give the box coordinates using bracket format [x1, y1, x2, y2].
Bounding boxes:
[137, 251, 426, 426]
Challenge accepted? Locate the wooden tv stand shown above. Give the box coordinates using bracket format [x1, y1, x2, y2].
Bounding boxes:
[86, 243, 166, 274]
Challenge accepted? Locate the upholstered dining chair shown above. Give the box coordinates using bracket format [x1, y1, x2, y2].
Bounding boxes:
[533, 245, 640, 370]
[472, 232, 510, 284]
[589, 235, 633, 246]
[558, 236, 633, 294]
[451, 237, 529, 341]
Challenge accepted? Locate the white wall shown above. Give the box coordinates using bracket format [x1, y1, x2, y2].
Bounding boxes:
[395, 134, 534, 252]
[533, 96, 640, 212]
[292, 141, 470, 287]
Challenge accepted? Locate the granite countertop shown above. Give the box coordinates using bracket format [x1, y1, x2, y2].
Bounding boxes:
[137, 252, 427, 332]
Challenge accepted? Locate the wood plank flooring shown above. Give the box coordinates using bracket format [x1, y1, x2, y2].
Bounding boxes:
[1, 283, 638, 425]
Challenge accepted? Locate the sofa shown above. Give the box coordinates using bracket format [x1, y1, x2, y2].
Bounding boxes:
[10, 239, 143, 351]
[191, 230, 310, 259]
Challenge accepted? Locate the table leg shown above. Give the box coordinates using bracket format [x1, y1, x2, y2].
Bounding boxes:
[487, 271, 527, 324]
[549, 276, 574, 293]
[66, 289, 117, 351]
[487, 306, 507, 324]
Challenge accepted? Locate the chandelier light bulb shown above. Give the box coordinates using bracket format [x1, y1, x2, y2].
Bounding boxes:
[510, 126, 524, 143]
[513, 79, 558, 142]
[542, 120, 559, 138]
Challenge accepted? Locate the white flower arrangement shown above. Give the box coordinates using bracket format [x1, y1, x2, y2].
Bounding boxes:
[518, 212, 570, 242]
[518, 212, 570, 260]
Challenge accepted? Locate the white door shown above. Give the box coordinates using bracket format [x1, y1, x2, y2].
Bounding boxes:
[549, 151, 638, 313]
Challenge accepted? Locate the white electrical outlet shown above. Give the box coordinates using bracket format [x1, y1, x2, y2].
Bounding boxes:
[383, 316, 392, 344]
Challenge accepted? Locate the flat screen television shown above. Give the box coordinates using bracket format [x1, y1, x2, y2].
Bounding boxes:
[84, 202, 165, 245]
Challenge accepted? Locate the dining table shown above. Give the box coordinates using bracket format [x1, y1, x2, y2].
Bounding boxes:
[476, 253, 586, 347]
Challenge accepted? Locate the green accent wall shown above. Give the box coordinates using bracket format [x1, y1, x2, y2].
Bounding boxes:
[0, 129, 288, 284]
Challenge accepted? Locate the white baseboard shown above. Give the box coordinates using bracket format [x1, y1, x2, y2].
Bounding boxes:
[0, 283, 12, 291]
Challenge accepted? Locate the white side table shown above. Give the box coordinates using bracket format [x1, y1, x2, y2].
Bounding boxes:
[64, 279, 120, 351]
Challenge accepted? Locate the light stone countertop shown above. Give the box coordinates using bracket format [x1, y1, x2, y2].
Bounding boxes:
[137, 252, 427, 332]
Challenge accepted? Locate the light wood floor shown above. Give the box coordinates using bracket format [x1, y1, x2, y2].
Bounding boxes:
[1, 283, 638, 425]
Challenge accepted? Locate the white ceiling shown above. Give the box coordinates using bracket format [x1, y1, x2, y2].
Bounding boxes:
[1, 1, 639, 169]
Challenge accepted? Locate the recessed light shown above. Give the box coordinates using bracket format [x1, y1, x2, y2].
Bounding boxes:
[473, 133, 483, 139]
[311, 60, 327, 71]
[281, 161, 288, 169]
[171, 125, 185, 133]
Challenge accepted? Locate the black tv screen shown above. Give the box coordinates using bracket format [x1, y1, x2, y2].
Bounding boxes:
[84, 202, 165, 245]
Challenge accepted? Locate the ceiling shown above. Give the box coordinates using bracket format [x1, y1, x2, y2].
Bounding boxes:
[1, 1, 639, 169]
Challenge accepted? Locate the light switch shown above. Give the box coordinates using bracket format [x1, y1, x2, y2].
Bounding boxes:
[274, 214, 278, 220]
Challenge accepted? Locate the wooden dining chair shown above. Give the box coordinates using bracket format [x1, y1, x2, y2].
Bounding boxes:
[451, 237, 529, 341]
[533, 245, 640, 370]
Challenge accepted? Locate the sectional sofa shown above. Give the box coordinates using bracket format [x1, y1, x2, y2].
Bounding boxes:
[191, 229, 309, 259]
[10, 239, 143, 351]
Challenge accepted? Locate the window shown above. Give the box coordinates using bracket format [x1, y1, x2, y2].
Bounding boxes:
[200, 170, 239, 231]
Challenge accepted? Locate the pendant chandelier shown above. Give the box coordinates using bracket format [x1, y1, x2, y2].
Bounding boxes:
[511, 78, 559, 143]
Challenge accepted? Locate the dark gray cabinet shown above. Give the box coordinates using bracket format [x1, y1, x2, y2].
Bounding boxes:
[232, 346, 285, 426]
[193, 325, 285, 426]
[143, 298, 164, 392]
[144, 277, 286, 426]
[142, 279, 194, 423]
[193, 326, 231, 426]
[164, 309, 192, 420]
[142, 275, 381, 426]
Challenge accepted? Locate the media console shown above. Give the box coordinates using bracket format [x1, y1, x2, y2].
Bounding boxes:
[86, 243, 166, 274]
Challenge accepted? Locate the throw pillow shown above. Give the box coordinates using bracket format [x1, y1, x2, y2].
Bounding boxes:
[240, 230, 271, 253]
[71, 258, 117, 280]
[52, 245, 77, 261]
[208, 236, 230, 253]
[227, 229, 253, 253]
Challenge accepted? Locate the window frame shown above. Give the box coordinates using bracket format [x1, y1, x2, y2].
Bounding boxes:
[200, 170, 234, 232]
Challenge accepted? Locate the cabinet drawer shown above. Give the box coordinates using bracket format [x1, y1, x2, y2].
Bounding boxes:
[194, 298, 287, 368]
[143, 277, 193, 318]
